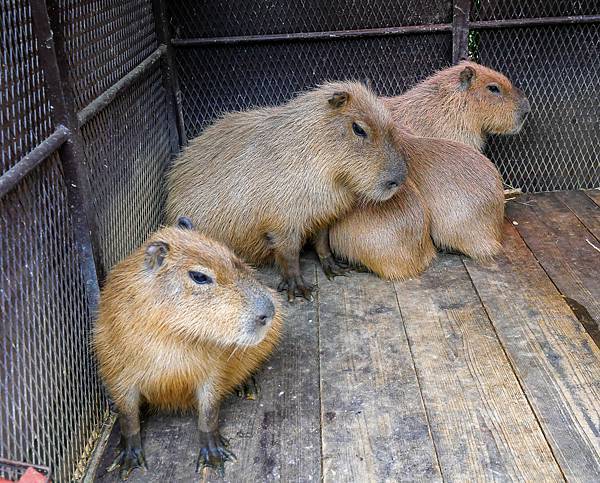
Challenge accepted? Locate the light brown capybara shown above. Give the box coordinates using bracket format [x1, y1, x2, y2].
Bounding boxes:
[166, 81, 407, 301]
[329, 178, 436, 280]
[384, 60, 531, 150]
[330, 63, 529, 278]
[93, 217, 282, 478]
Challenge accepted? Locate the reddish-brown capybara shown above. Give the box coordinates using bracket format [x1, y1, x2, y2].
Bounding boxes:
[94, 217, 282, 478]
[166, 81, 407, 301]
[384, 60, 531, 150]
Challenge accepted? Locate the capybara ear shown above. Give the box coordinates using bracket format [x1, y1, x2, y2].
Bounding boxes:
[177, 216, 194, 230]
[328, 91, 350, 108]
[145, 241, 170, 270]
[459, 66, 475, 90]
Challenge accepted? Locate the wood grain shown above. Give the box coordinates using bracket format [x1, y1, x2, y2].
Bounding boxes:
[96, 260, 321, 483]
[507, 193, 600, 326]
[464, 221, 600, 481]
[317, 269, 441, 482]
[585, 189, 600, 208]
[394, 254, 563, 481]
[555, 190, 600, 239]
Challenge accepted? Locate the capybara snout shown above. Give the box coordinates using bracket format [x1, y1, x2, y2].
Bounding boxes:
[239, 282, 277, 344]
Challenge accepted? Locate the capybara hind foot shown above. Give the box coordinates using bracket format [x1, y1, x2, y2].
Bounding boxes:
[277, 275, 314, 303]
[196, 431, 237, 476]
[319, 254, 350, 280]
[107, 433, 147, 480]
[236, 375, 260, 400]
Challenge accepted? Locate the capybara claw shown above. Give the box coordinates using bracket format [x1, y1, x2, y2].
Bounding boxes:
[236, 375, 260, 400]
[107, 445, 147, 480]
[196, 432, 236, 476]
[320, 255, 351, 280]
[278, 276, 314, 303]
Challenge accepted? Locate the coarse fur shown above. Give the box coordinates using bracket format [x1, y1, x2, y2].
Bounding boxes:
[330, 130, 504, 278]
[383, 60, 531, 151]
[93, 223, 282, 476]
[165, 81, 407, 299]
[329, 178, 436, 280]
[94, 226, 282, 412]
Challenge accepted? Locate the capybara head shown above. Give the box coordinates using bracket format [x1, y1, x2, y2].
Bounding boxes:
[126, 217, 279, 346]
[318, 81, 407, 202]
[447, 61, 530, 136]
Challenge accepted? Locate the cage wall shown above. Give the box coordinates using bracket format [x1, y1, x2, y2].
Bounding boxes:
[169, 0, 599, 192]
[0, 0, 177, 480]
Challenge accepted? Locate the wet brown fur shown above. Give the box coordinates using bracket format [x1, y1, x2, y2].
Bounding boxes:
[94, 226, 282, 414]
[165, 81, 406, 282]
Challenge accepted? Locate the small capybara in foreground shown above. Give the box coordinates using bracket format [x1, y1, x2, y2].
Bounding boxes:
[94, 218, 282, 478]
[329, 178, 436, 279]
[330, 131, 504, 278]
[384, 60, 531, 150]
[166, 81, 407, 301]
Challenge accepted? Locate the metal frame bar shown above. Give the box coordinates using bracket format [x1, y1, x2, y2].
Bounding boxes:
[153, 0, 187, 147]
[452, 0, 471, 63]
[77, 46, 166, 126]
[171, 23, 454, 47]
[30, 0, 102, 306]
[0, 125, 70, 199]
[170, 13, 600, 48]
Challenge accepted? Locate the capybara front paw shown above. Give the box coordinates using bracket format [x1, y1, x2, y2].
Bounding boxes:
[236, 375, 260, 400]
[196, 431, 237, 476]
[277, 275, 314, 302]
[319, 255, 350, 280]
[107, 436, 147, 480]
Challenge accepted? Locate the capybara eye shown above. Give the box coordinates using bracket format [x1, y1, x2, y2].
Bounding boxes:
[189, 271, 213, 285]
[352, 122, 367, 138]
[487, 84, 501, 95]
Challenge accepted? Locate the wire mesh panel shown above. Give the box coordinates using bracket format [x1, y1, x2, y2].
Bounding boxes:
[80, 67, 173, 272]
[57, 0, 158, 110]
[0, 0, 54, 176]
[169, 0, 452, 38]
[0, 156, 106, 482]
[477, 23, 600, 192]
[471, 0, 600, 21]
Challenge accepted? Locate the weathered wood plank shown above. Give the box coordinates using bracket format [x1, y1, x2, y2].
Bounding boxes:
[318, 270, 442, 482]
[95, 260, 321, 482]
[394, 255, 563, 481]
[554, 190, 600, 241]
[585, 189, 600, 208]
[464, 221, 600, 481]
[507, 193, 600, 327]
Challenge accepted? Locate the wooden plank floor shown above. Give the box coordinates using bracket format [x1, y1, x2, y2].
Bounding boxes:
[93, 190, 600, 482]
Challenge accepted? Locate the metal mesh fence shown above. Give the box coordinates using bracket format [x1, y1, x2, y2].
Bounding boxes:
[471, 0, 599, 21]
[0, 0, 54, 176]
[0, 155, 104, 482]
[176, 34, 452, 138]
[1, 0, 174, 481]
[477, 23, 600, 192]
[80, 66, 172, 272]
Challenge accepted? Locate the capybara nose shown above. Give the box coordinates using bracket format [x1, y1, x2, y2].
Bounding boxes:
[386, 180, 399, 190]
[254, 296, 275, 327]
[520, 97, 531, 115]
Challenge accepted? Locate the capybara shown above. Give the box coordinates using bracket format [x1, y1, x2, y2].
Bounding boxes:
[329, 178, 436, 279]
[383, 60, 531, 150]
[94, 217, 282, 478]
[330, 130, 504, 278]
[166, 81, 407, 301]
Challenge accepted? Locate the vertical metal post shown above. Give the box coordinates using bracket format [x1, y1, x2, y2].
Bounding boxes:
[152, 0, 187, 149]
[452, 0, 472, 63]
[29, 0, 103, 309]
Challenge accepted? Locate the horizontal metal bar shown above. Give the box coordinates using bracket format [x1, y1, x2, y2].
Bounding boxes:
[172, 23, 453, 47]
[470, 14, 600, 30]
[0, 125, 70, 199]
[77, 45, 166, 126]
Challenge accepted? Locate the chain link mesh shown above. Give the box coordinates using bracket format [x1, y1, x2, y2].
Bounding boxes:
[471, 0, 599, 21]
[477, 23, 600, 192]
